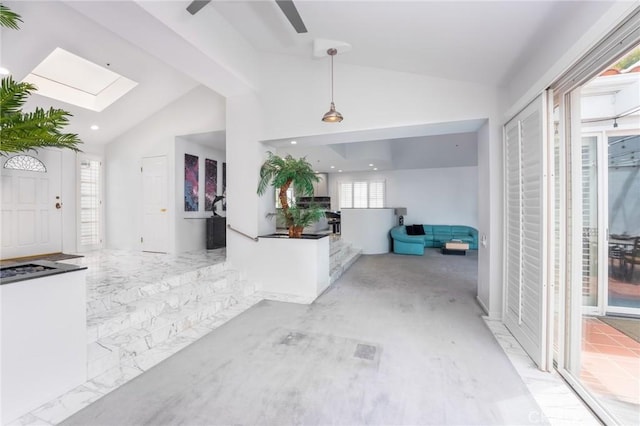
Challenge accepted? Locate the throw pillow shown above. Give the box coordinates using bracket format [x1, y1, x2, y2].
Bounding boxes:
[412, 225, 425, 235]
[406, 225, 417, 235]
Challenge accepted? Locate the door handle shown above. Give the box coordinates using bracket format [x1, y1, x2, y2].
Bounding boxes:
[55, 202, 62, 209]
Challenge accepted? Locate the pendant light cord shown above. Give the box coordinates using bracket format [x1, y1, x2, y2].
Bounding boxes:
[331, 52, 334, 103]
[328, 48, 337, 104]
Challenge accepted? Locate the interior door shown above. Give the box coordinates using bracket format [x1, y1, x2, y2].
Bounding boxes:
[141, 156, 168, 253]
[0, 149, 62, 259]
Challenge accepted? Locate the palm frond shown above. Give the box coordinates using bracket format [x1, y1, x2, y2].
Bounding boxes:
[0, 4, 22, 30]
[1, 76, 36, 114]
[1, 104, 82, 155]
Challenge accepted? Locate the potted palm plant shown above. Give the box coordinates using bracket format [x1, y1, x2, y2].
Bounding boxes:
[257, 151, 324, 238]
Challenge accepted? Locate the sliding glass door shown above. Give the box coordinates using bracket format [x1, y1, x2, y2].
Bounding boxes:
[558, 43, 640, 425]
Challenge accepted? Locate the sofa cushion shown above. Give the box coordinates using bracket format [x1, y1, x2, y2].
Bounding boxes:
[406, 225, 425, 235]
[411, 225, 425, 235]
[432, 225, 452, 234]
[451, 226, 471, 235]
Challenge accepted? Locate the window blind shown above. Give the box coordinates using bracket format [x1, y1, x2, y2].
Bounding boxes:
[339, 180, 385, 209]
[79, 158, 102, 248]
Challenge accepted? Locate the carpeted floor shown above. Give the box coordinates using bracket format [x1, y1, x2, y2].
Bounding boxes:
[62, 249, 546, 426]
[598, 316, 640, 343]
[0, 252, 83, 266]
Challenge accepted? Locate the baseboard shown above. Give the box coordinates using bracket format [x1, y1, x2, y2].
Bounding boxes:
[476, 295, 489, 315]
[476, 296, 502, 320]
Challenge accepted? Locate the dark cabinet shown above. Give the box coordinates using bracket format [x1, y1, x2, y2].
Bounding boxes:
[206, 217, 226, 249]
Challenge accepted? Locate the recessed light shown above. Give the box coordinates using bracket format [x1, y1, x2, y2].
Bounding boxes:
[290, 140, 297, 145]
[373, 168, 378, 171]
[369, 163, 374, 167]
[0, 67, 10, 75]
[330, 165, 335, 169]
[338, 170, 342, 172]
[90, 124, 99, 130]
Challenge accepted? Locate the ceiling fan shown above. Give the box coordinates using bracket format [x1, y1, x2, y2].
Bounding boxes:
[186, 0, 307, 33]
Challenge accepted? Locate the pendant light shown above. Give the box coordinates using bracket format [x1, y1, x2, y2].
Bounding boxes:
[322, 48, 343, 123]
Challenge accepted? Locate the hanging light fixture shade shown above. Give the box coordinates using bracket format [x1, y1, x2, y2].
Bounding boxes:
[322, 102, 343, 122]
[322, 48, 343, 122]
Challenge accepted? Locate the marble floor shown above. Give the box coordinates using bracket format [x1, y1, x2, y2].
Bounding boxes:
[483, 318, 600, 425]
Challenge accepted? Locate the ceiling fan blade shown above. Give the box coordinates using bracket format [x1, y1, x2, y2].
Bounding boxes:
[186, 0, 211, 15]
[275, 0, 307, 34]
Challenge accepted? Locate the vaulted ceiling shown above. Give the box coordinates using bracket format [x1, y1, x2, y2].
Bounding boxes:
[1, 1, 618, 171]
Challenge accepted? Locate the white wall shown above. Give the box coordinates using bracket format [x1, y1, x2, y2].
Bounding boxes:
[328, 167, 479, 229]
[225, 92, 273, 278]
[476, 121, 502, 317]
[174, 138, 226, 252]
[105, 86, 225, 252]
[259, 54, 499, 142]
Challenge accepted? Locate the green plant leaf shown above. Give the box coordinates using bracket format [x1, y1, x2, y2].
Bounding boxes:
[1, 77, 83, 155]
[0, 4, 22, 30]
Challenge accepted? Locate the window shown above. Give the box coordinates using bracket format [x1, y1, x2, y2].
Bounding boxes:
[3, 155, 46, 172]
[339, 180, 385, 208]
[78, 156, 103, 250]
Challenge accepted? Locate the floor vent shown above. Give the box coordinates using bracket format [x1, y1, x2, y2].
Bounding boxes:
[354, 343, 376, 360]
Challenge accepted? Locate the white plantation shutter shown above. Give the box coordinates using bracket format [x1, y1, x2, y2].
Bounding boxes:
[369, 181, 384, 207]
[353, 181, 367, 208]
[505, 120, 523, 324]
[339, 180, 386, 209]
[78, 157, 103, 250]
[339, 183, 352, 208]
[504, 93, 549, 369]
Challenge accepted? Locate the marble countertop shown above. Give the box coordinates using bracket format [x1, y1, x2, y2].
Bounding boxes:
[0, 260, 87, 286]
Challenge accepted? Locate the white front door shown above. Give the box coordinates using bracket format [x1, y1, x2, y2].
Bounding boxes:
[141, 156, 168, 253]
[0, 150, 63, 259]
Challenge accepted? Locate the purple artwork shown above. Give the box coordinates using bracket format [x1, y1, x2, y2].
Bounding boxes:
[205, 159, 217, 211]
[184, 154, 199, 211]
[222, 162, 227, 211]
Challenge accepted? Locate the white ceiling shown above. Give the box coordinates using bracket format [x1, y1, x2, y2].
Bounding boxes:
[210, 0, 609, 86]
[1, 1, 200, 146]
[1, 0, 615, 171]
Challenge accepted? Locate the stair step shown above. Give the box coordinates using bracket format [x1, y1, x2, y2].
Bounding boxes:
[86, 262, 232, 315]
[88, 291, 239, 378]
[85, 269, 258, 380]
[330, 247, 361, 284]
[87, 272, 240, 343]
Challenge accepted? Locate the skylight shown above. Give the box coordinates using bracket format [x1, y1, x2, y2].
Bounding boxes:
[22, 48, 137, 112]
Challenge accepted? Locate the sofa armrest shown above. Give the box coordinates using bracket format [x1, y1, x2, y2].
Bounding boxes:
[390, 226, 424, 244]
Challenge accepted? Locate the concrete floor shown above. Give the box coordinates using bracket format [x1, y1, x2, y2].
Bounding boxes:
[63, 250, 546, 425]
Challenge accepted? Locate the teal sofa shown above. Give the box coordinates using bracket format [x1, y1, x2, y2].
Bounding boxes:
[390, 225, 478, 255]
